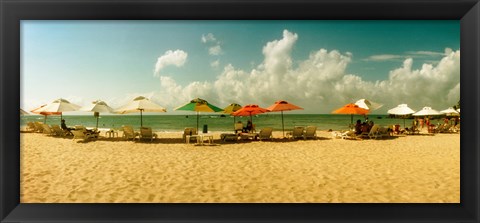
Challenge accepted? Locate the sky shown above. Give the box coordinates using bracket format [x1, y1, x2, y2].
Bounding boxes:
[20, 20, 460, 114]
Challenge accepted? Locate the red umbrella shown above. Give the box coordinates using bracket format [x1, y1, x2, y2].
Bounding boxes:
[267, 100, 303, 137]
[232, 104, 269, 123]
[332, 103, 369, 125]
[31, 104, 62, 123]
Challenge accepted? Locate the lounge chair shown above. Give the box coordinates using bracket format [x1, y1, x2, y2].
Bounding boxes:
[258, 127, 273, 141]
[139, 127, 158, 142]
[42, 124, 55, 136]
[26, 122, 36, 132]
[34, 122, 44, 133]
[366, 124, 381, 139]
[182, 127, 198, 143]
[51, 125, 66, 137]
[234, 122, 243, 133]
[287, 126, 304, 140]
[405, 125, 420, 135]
[71, 130, 96, 142]
[377, 126, 391, 138]
[304, 126, 317, 139]
[332, 130, 358, 140]
[220, 133, 239, 142]
[122, 125, 139, 140]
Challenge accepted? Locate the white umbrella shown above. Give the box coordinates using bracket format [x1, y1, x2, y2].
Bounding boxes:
[440, 107, 460, 116]
[80, 100, 115, 129]
[355, 99, 383, 111]
[36, 98, 81, 123]
[457, 108, 460, 113]
[413, 107, 442, 116]
[115, 96, 166, 127]
[387, 104, 416, 128]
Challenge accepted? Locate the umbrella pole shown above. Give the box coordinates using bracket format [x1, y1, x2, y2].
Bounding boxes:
[197, 111, 199, 133]
[140, 110, 143, 128]
[44, 115, 47, 124]
[60, 113, 63, 124]
[96, 116, 99, 129]
[281, 111, 285, 138]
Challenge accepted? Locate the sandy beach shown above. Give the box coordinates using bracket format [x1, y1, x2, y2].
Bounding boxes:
[20, 130, 460, 203]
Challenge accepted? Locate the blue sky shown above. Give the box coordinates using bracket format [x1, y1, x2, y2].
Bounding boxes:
[21, 20, 460, 114]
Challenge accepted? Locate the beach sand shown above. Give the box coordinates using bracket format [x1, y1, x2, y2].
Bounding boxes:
[20, 130, 459, 203]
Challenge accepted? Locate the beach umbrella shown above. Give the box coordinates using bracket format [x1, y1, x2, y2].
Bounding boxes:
[80, 100, 115, 129]
[387, 104, 416, 128]
[115, 96, 166, 127]
[232, 104, 269, 125]
[266, 100, 304, 138]
[174, 98, 224, 132]
[20, 108, 29, 115]
[440, 107, 460, 116]
[31, 104, 62, 123]
[332, 103, 369, 125]
[412, 107, 442, 116]
[34, 98, 80, 124]
[355, 99, 383, 111]
[222, 103, 243, 129]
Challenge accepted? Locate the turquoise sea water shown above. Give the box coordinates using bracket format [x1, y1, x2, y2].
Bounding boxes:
[20, 114, 442, 132]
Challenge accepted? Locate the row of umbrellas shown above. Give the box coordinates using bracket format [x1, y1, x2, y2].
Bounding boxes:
[22, 97, 460, 132]
[22, 97, 305, 135]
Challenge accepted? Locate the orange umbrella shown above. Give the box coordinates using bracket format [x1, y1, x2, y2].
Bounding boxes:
[31, 104, 62, 123]
[267, 100, 303, 137]
[332, 103, 369, 124]
[232, 104, 269, 123]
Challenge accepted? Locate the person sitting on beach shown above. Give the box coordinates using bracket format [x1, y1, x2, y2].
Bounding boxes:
[61, 119, 74, 135]
[361, 122, 369, 134]
[355, 120, 362, 135]
[243, 120, 253, 133]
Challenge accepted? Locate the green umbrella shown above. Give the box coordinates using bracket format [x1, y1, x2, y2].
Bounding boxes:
[174, 98, 224, 132]
[222, 103, 242, 131]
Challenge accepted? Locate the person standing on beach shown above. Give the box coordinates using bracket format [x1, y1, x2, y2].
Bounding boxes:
[418, 118, 424, 129]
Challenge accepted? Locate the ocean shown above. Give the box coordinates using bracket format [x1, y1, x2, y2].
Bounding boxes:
[20, 114, 441, 132]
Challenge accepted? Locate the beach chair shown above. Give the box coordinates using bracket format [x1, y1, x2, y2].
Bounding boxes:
[304, 126, 317, 139]
[71, 130, 96, 142]
[139, 127, 158, 142]
[51, 125, 66, 137]
[221, 133, 239, 142]
[258, 127, 273, 141]
[122, 125, 139, 140]
[234, 122, 243, 133]
[287, 126, 304, 139]
[41, 124, 55, 136]
[34, 122, 44, 133]
[365, 124, 381, 139]
[26, 122, 36, 132]
[338, 130, 358, 140]
[377, 126, 391, 138]
[182, 127, 198, 143]
[405, 125, 420, 135]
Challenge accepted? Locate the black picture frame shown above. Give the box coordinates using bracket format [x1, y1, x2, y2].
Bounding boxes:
[1, 0, 479, 222]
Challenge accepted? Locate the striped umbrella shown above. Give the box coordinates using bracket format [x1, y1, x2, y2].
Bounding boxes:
[175, 98, 224, 132]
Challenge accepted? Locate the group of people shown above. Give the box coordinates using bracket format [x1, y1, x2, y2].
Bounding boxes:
[236, 120, 254, 133]
[354, 119, 375, 135]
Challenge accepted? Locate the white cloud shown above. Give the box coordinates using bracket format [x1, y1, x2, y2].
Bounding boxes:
[209, 45, 223, 55]
[364, 54, 405, 62]
[154, 50, 188, 76]
[152, 31, 459, 113]
[407, 50, 445, 56]
[210, 60, 220, 68]
[202, 33, 223, 56]
[201, 33, 216, 43]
